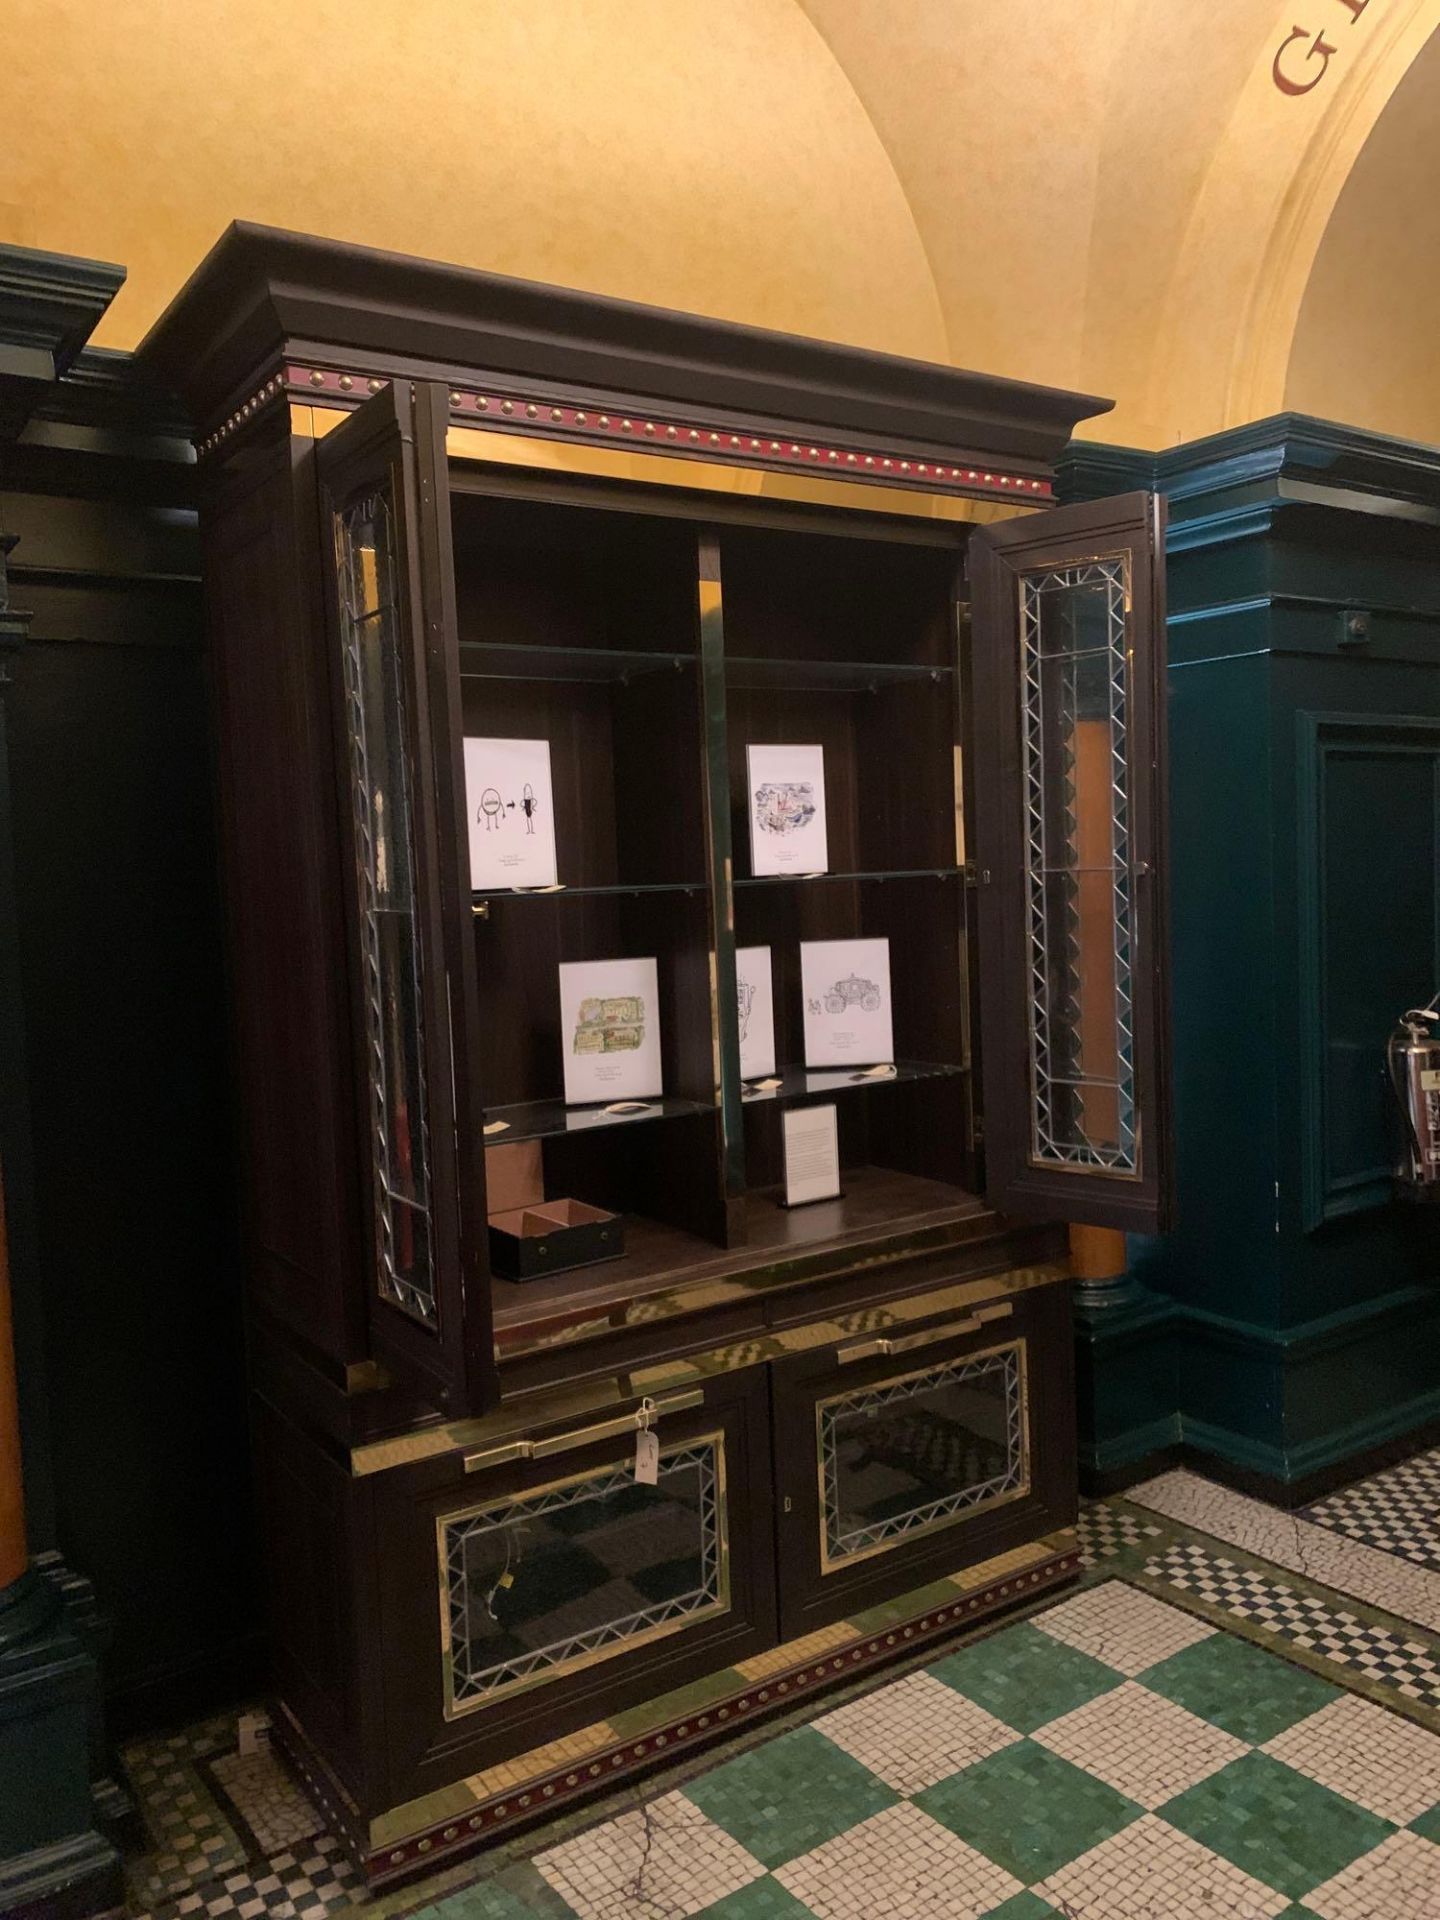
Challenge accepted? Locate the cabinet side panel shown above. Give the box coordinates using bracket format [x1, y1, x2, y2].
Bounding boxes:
[252, 1393, 381, 1809]
[203, 435, 362, 1367]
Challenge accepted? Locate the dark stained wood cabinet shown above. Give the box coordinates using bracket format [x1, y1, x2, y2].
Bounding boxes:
[140, 225, 1171, 1884]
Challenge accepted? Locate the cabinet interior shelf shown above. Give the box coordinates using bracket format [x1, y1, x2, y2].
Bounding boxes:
[483, 1091, 717, 1145]
[474, 879, 707, 904]
[457, 642, 696, 684]
[725, 655, 953, 693]
[734, 867, 963, 889]
[741, 1060, 967, 1104]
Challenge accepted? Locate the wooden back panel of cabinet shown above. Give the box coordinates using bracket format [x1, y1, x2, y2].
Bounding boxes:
[201, 428, 366, 1375]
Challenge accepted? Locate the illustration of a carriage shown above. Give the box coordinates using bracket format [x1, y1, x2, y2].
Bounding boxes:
[824, 974, 882, 1015]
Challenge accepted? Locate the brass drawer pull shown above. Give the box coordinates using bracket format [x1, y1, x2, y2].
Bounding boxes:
[463, 1389, 705, 1474]
[836, 1300, 1013, 1366]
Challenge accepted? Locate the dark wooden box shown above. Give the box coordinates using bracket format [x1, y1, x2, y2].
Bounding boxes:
[487, 1198, 625, 1280]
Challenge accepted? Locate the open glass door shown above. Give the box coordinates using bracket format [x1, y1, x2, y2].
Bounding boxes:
[969, 492, 1172, 1233]
[316, 380, 496, 1414]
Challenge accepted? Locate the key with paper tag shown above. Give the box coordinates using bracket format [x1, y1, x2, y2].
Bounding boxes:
[634, 1396, 660, 1484]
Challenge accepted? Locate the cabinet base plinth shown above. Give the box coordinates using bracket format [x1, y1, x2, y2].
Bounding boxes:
[276, 1528, 1079, 1892]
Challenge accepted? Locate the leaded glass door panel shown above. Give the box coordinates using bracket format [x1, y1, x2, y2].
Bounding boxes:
[316, 381, 497, 1415]
[969, 493, 1172, 1233]
[372, 1367, 776, 1803]
[772, 1281, 1075, 1640]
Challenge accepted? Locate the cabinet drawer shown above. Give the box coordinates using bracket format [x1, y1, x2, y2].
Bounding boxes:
[372, 1364, 776, 1806]
[771, 1278, 1074, 1638]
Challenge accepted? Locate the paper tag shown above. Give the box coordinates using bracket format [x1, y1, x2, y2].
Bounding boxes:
[237, 1709, 271, 1756]
[483, 1120, 511, 1136]
[634, 1429, 660, 1485]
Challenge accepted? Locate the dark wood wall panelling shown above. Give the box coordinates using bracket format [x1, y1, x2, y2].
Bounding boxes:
[3, 344, 261, 1731]
[1059, 417, 1440, 1499]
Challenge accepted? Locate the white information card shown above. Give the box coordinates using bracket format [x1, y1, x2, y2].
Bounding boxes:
[559, 957, 663, 1106]
[746, 743, 829, 877]
[800, 937, 894, 1069]
[464, 737, 559, 891]
[736, 945, 777, 1080]
[783, 1102, 841, 1207]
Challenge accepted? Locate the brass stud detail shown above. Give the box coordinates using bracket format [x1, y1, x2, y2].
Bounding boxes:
[864, 456, 874, 467]
[729, 435, 740, 447]
[448, 390, 460, 404]
[689, 430, 699, 441]
[666, 426, 678, 438]
[575, 411, 587, 424]
[368, 378, 383, 393]
[770, 441, 780, 452]
[526, 403, 538, 418]
[339, 375, 354, 392]
[443, 1827, 457, 1841]
[644, 422, 655, 434]
[621, 418, 632, 430]
[846, 454, 856, 464]
[599, 415, 610, 427]
[309, 371, 325, 387]
[469, 1816, 482, 1830]
[500, 400, 514, 415]
[827, 450, 837, 461]
[478, 397, 489, 410]
[552, 408, 564, 421]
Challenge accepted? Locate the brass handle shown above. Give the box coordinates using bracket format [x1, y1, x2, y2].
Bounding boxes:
[836, 1299, 1013, 1366]
[463, 1389, 705, 1474]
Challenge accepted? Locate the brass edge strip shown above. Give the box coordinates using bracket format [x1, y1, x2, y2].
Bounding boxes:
[290, 404, 1037, 527]
[349, 1260, 1068, 1478]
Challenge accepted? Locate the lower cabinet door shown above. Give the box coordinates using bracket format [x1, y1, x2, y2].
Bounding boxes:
[771, 1280, 1075, 1639]
[372, 1364, 777, 1809]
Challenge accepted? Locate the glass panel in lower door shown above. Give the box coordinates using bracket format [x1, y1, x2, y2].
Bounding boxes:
[439, 1436, 729, 1717]
[818, 1340, 1029, 1572]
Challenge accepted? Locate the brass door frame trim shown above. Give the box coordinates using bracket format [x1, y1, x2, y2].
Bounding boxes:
[436, 1430, 730, 1720]
[291, 404, 1040, 528]
[814, 1336, 1031, 1575]
[348, 1261, 1068, 1479]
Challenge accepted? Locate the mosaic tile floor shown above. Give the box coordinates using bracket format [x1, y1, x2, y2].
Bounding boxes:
[120, 1446, 1440, 1920]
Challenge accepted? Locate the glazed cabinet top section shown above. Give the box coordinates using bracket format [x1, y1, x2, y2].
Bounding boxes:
[140, 226, 1171, 1429]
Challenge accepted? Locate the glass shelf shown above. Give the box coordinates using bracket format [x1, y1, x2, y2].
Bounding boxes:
[458, 642, 697, 684]
[740, 1060, 967, 1104]
[474, 879, 708, 905]
[482, 1092, 718, 1145]
[726, 655, 953, 693]
[733, 867, 963, 889]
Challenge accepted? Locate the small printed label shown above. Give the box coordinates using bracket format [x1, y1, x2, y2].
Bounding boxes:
[1421, 1070, 1440, 1092]
[634, 1429, 660, 1486]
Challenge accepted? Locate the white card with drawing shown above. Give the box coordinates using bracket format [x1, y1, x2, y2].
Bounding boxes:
[559, 956, 663, 1106]
[736, 945, 776, 1080]
[800, 937, 894, 1068]
[746, 743, 829, 877]
[464, 737, 559, 891]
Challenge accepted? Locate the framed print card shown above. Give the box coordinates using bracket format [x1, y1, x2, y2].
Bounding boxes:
[736, 946, 776, 1080]
[559, 956, 663, 1106]
[801, 937, 894, 1068]
[464, 737, 559, 891]
[746, 743, 828, 876]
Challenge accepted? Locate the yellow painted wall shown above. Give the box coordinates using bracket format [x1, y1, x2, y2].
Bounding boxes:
[5, 0, 1440, 446]
[1286, 28, 1440, 444]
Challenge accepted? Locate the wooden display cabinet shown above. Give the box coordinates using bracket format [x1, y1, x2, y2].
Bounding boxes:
[141, 227, 1171, 1884]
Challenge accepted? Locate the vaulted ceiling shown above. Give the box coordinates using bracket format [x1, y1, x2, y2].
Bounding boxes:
[4, 0, 1438, 446]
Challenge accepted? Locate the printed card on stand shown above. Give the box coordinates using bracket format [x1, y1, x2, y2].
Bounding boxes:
[464, 737, 559, 891]
[736, 945, 777, 1080]
[800, 937, 894, 1069]
[559, 957, 663, 1106]
[782, 1103, 841, 1207]
[746, 743, 829, 876]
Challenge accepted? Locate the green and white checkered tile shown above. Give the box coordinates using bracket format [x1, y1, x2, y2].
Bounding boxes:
[489, 1582, 1440, 1919]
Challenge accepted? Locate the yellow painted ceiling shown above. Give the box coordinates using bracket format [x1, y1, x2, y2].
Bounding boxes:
[3, 0, 1439, 446]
